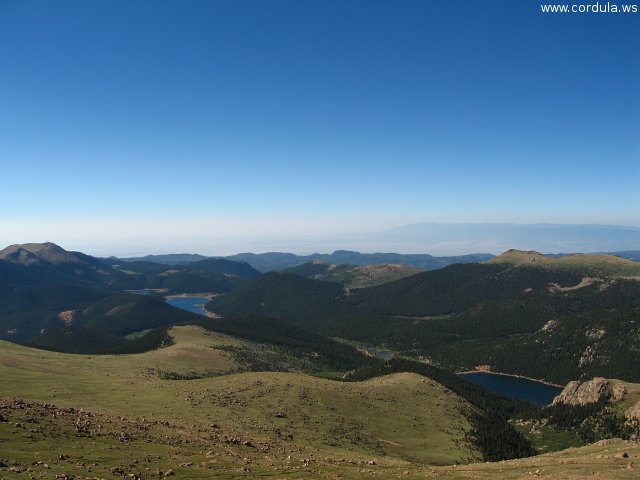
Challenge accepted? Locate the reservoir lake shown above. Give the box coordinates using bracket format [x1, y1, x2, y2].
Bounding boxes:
[165, 296, 210, 316]
[460, 372, 563, 406]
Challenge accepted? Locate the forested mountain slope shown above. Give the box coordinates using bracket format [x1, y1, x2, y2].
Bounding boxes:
[207, 252, 640, 383]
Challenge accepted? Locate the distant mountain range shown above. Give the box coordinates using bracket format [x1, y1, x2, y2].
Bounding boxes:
[109, 222, 640, 270]
[116, 251, 495, 272]
[104, 253, 209, 266]
[372, 223, 640, 255]
[0, 242, 260, 293]
[114, 248, 640, 273]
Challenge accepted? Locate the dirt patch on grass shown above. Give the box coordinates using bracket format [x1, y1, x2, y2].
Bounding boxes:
[375, 437, 403, 446]
[548, 277, 600, 293]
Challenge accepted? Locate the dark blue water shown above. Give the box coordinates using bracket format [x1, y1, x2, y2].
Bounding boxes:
[165, 297, 210, 316]
[460, 372, 562, 406]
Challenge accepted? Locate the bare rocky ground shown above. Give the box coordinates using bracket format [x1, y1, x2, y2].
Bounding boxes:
[1, 396, 639, 479]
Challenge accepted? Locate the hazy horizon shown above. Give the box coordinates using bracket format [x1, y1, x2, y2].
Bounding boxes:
[2, 221, 639, 258]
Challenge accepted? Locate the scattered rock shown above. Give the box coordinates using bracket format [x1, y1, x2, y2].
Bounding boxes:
[615, 452, 629, 459]
[585, 328, 606, 340]
[110, 466, 125, 475]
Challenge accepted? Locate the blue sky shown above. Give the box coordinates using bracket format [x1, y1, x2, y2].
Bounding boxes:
[0, 0, 638, 255]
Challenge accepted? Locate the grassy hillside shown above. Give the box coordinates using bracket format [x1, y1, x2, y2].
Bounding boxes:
[1, 331, 638, 478]
[0, 331, 482, 467]
[2, 401, 635, 480]
[490, 249, 640, 277]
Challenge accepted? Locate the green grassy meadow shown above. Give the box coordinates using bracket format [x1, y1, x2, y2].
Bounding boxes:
[1, 326, 638, 479]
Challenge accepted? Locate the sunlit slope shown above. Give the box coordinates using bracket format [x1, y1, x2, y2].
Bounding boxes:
[0, 327, 479, 466]
[488, 249, 640, 277]
[282, 261, 422, 288]
[1, 397, 637, 479]
[2, 328, 638, 478]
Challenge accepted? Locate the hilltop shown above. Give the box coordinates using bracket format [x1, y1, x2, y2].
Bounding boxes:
[282, 260, 421, 288]
[489, 249, 640, 277]
[107, 252, 209, 265]
[0, 242, 260, 293]
[0, 242, 132, 288]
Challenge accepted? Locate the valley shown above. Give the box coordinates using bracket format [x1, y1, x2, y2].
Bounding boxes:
[1, 242, 640, 478]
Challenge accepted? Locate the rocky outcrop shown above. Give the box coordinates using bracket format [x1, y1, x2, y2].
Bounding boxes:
[612, 384, 628, 401]
[627, 401, 640, 420]
[552, 377, 612, 406]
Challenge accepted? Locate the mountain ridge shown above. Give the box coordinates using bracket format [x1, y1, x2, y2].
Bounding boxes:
[118, 250, 495, 272]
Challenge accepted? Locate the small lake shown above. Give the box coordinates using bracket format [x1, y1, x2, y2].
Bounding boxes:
[459, 372, 563, 406]
[165, 296, 210, 316]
